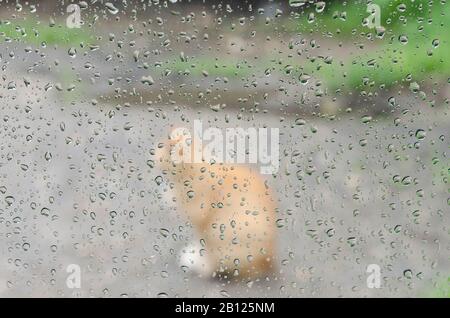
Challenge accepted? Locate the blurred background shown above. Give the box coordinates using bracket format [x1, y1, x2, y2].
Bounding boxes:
[0, 0, 448, 297]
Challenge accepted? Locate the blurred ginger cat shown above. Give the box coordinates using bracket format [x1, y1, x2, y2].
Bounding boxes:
[155, 127, 277, 279]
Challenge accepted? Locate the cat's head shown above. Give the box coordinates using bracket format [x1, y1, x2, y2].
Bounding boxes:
[155, 127, 197, 173]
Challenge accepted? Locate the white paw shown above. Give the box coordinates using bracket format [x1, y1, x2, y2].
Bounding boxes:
[179, 242, 213, 278]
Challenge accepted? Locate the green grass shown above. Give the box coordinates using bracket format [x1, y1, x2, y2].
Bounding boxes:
[3, 2, 446, 96]
[0, 18, 93, 46]
[292, 0, 450, 92]
[296, 0, 438, 35]
[426, 276, 450, 298]
[172, 0, 449, 94]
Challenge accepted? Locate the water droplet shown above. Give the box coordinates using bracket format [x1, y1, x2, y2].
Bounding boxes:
[276, 219, 285, 228]
[159, 228, 169, 238]
[68, 47, 77, 58]
[361, 115, 372, 124]
[398, 35, 408, 45]
[289, 0, 306, 7]
[141, 75, 154, 86]
[5, 196, 15, 206]
[403, 269, 413, 279]
[154, 176, 163, 186]
[186, 190, 195, 199]
[7, 81, 16, 90]
[415, 129, 426, 140]
[41, 207, 50, 217]
[401, 176, 412, 186]
[432, 39, 440, 48]
[347, 237, 356, 247]
[105, 2, 119, 15]
[299, 74, 310, 85]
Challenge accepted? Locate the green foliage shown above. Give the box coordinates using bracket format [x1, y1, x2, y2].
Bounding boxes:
[0, 18, 93, 46]
[295, 0, 449, 92]
[427, 277, 450, 298]
[169, 57, 255, 78]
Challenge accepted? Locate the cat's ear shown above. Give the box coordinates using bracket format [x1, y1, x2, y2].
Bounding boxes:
[169, 127, 192, 164]
[169, 127, 191, 143]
